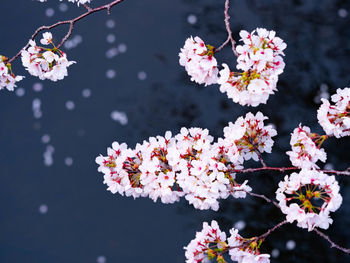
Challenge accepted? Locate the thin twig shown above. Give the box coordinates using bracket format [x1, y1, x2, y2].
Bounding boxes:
[256, 150, 267, 167]
[258, 220, 288, 240]
[215, 0, 239, 56]
[8, 0, 125, 63]
[230, 166, 350, 176]
[313, 228, 350, 254]
[82, 4, 93, 12]
[245, 191, 280, 208]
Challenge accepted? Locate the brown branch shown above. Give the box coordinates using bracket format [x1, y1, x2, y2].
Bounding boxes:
[245, 191, 280, 209]
[256, 150, 267, 167]
[313, 228, 350, 254]
[8, 0, 125, 63]
[82, 3, 93, 12]
[230, 166, 350, 176]
[215, 0, 239, 56]
[257, 220, 288, 240]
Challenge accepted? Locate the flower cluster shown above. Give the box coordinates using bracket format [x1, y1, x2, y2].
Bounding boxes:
[179, 36, 219, 86]
[21, 32, 75, 81]
[276, 169, 342, 231]
[286, 125, 327, 169]
[0, 57, 24, 91]
[96, 113, 277, 210]
[218, 28, 286, 106]
[184, 220, 270, 263]
[223, 112, 277, 162]
[317, 87, 350, 138]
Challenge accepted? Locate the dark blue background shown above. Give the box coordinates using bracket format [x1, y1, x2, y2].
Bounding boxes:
[0, 0, 349, 262]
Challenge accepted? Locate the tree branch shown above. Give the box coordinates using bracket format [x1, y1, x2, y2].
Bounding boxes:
[215, 0, 239, 56]
[313, 228, 350, 254]
[230, 166, 350, 176]
[245, 190, 280, 209]
[8, 0, 126, 63]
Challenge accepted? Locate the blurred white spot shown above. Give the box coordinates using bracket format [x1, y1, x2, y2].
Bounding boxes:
[106, 69, 116, 79]
[137, 71, 147, 81]
[105, 47, 119, 59]
[59, 3, 69, 12]
[338, 8, 348, 18]
[234, 220, 246, 231]
[187, 14, 197, 25]
[324, 163, 334, 170]
[33, 111, 43, 119]
[64, 157, 73, 166]
[271, 249, 280, 258]
[111, 111, 128, 125]
[15, 88, 25, 97]
[39, 204, 48, 214]
[97, 256, 106, 263]
[82, 89, 91, 98]
[46, 145, 55, 153]
[33, 82, 43, 92]
[73, 35, 83, 44]
[106, 33, 116, 44]
[32, 98, 42, 119]
[118, 43, 127, 53]
[106, 19, 115, 29]
[65, 100, 75, 110]
[45, 8, 55, 17]
[41, 134, 51, 144]
[43, 145, 54, 166]
[314, 83, 330, 104]
[64, 35, 83, 50]
[64, 41, 74, 50]
[286, 240, 296, 250]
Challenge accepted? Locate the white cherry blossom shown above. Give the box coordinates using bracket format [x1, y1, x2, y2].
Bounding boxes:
[21, 33, 75, 81]
[317, 87, 350, 138]
[286, 125, 327, 169]
[276, 169, 342, 231]
[179, 36, 219, 86]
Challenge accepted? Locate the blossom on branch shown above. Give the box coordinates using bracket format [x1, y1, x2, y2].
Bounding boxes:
[223, 112, 277, 162]
[179, 36, 219, 86]
[286, 125, 327, 169]
[184, 220, 271, 263]
[217, 28, 286, 107]
[317, 87, 350, 138]
[96, 121, 255, 210]
[0, 60, 24, 91]
[227, 228, 270, 263]
[276, 169, 342, 231]
[21, 32, 75, 81]
[184, 220, 227, 263]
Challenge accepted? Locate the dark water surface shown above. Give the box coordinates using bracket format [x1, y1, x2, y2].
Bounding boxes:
[0, 0, 350, 262]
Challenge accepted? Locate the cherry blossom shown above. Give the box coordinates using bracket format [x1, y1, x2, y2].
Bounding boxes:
[223, 112, 277, 162]
[286, 125, 327, 169]
[21, 33, 75, 81]
[184, 220, 227, 263]
[276, 169, 342, 231]
[0, 60, 24, 91]
[227, 228, 270, 263]
[179, 36, 219, 86]
[184, 220, 271, 263]
[317, 87, 350, 138]
[217, 28, 286, 106]
[96, 122, 255, 210]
